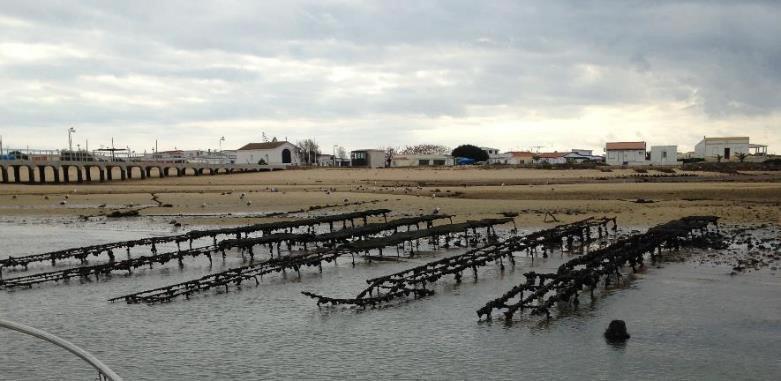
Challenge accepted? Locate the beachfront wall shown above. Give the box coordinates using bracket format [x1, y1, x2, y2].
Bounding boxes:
[235, 141, 301, 166]
[650, 145, 678, 166]
[694, 137, 750, 161]
[390, 154, 454, 167]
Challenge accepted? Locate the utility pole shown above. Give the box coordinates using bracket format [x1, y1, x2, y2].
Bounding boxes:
[67, 127, 76, 151]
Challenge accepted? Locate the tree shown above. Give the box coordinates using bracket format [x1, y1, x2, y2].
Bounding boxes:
[399, 144, 450, 155]
[736, 152, 748, 162]
[336, 146, 347, 160]
[296, 139, 320, 165]
[452, 144, 488, 162]
[384, 146, 396, 167]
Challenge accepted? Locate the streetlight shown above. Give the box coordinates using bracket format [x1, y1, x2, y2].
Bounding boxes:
[67, 127, 76, 151]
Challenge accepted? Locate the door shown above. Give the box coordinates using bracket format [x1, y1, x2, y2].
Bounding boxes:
[724, 148, 731, 160]
[281, 149, 291, 164]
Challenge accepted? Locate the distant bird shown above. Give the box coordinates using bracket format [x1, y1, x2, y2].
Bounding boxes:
[432, 193, 437, 198]
[59, 200, 67, 205]
[64, 194, 69, 199]
[240, 192, 246, 199]
[432, 207, 441, 215]
[246, 201, 252, 206]
[44, 196, 49, 200]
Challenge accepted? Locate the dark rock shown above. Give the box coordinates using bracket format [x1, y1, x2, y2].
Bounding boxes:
[604, 320, 630, 342]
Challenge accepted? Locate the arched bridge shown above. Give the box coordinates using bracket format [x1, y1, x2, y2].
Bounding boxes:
[0, 160, 285, 184]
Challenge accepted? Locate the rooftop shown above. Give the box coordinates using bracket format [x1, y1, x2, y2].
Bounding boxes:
[237, 141, 289, 150]
[702, 136, 750, 142]
[606, 142, 646, 150]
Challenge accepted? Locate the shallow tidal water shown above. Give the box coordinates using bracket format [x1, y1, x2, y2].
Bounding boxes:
[0, 219, 779, 380]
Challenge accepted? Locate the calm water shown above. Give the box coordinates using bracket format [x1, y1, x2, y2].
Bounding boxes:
[0, 219, 779, 380]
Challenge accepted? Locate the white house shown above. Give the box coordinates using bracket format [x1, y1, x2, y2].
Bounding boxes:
[649, 145, 678, 166]
[235, 141, 300, 165]
[506, 151, 535, 165]
[391, 154, 454, 167]
[605, 142, 647, 166]
[316, 154, 335, 166]
[694, 137, 749, 161]
[535, 152, 567, 165]
[481, 147, 506, 164]
[563, 149, 604, 163]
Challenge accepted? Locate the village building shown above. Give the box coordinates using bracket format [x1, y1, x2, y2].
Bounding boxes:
[390, 154, 454, 167]
[649, 145, 678, 166]
[534, 152, 567, 165]
[505, 151, 535, 165]
[605, 142, 647, 166]
[235, 141, 300, 166]
[481, 147, 506, 164]
[350, 149, 386, 168]
[563, 149, 604, 163]
[315, 153, 335, 166]
[693, 136, 767, 161]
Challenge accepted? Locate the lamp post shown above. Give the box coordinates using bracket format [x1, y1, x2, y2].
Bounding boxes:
[67, 127, 76, 152]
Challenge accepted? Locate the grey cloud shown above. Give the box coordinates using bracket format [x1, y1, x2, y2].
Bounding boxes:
[0, 0, 779, 151]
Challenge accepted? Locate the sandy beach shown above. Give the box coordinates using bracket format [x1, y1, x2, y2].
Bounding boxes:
[0, 167, 778, 227]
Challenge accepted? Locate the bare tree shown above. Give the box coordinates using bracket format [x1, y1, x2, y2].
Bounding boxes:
[736, 152, 748, 162]
[336, 146, 347, 160]
[384, 146, 397, 167]
[296, 139, 320, 165]
[399, 144, 450, 155]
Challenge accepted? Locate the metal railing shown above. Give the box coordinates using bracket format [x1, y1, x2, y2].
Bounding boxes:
[0, 319, 123, 381]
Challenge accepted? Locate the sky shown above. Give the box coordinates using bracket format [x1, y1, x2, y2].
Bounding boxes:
[0, 0, 779, 155]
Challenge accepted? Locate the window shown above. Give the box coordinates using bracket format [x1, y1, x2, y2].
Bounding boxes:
[662, 151, 667, 159]
[418, 159, 430, 166]
[433, 160, 446, 166]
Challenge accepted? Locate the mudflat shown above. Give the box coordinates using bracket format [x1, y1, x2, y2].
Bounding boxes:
[0, 167, 779, 227]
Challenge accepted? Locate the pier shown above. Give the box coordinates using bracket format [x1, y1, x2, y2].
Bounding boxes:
[0, 159, 284, 184]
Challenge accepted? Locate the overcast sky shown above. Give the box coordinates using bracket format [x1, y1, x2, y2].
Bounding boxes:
[1, 0, 779, 154]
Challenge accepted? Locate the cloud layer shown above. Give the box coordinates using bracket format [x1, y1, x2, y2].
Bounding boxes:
[1, 1, 779, 153]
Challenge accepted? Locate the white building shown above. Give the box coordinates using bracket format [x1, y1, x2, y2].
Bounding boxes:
[351, 149, 386, 168]
[694, 137, 749, 161]
[535, 152, 567, 165]
[235, 141, 300, 165]
[481, 147, 506, 164]
[391, 154, 454, 167]
[316, 154, 335, 166]
[605, 142, 647, 166]
[506, 151, 535, 165]
[649, 145, 678, 166]
[563, 149, 604, 163]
